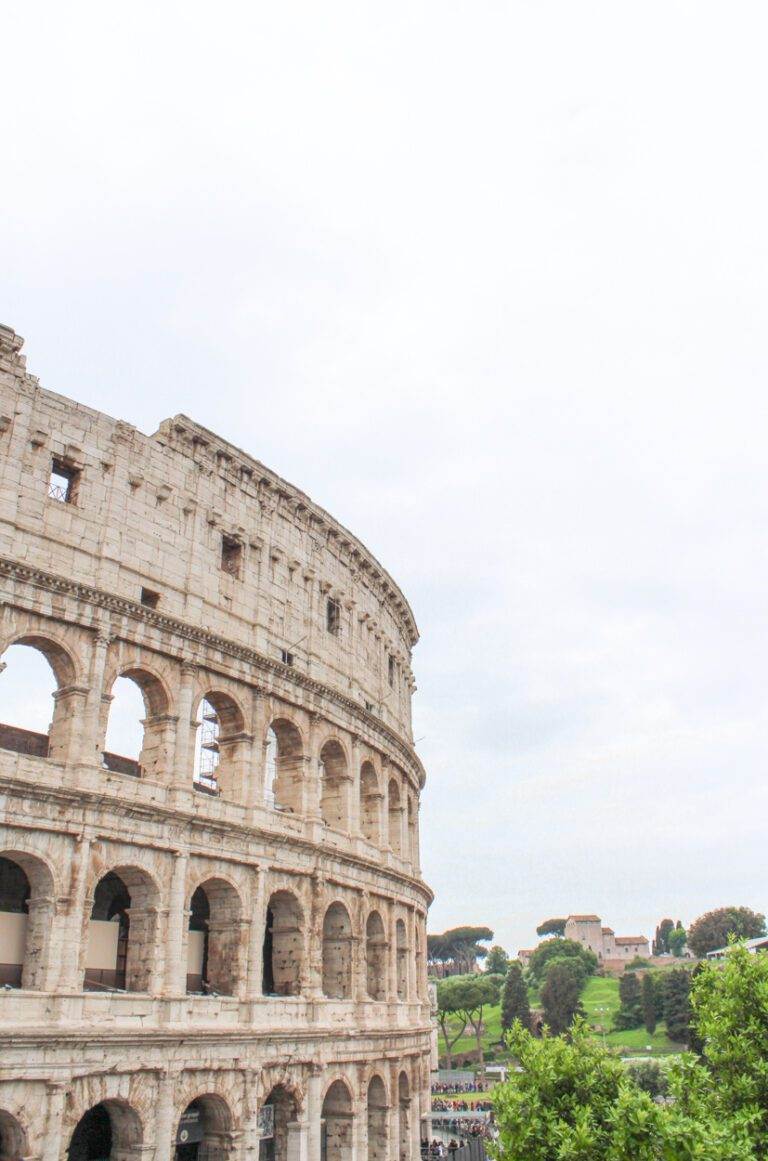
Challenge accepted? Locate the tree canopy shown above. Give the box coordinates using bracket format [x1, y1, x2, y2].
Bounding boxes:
[527, 937, 597, 983]
[686, 907, 766, 957]
[485, 945, 510, 975]
[501, 961, 531, 1033]
[428, 925, 494, 975]
[540, 962, 584, 1035]
[436, 972, 502, 1066]
[536, 917, 567, 938]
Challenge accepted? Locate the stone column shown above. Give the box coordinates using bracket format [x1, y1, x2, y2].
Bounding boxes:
[349, 735, 362, 836]
[305, 713, 324, 822]
[354, 890, 369, 1003]
[307, 873, 325, 999]
[246, 689, 270, 812]
[59, 833, 91, 991]
[48, 684, 90, 766]
[153, 1069, 176, 1160]
[388, 903, 399, 1004]
[306, 1066, 323, 1161]
[164, 851, 189, 995]
[387, 1062, 400, 1161]
[173, 662, 198, 787]
[246, 863, 266, 1001]
[43, 1080, 67, 1161]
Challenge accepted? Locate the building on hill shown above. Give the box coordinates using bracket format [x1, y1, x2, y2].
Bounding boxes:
[564, 915, 649, 964]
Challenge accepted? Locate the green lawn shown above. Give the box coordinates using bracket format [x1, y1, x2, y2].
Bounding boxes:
[436, 973, 684, 1065]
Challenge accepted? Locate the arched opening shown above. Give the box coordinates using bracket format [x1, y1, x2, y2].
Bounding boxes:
[186, 879, 242, 996]
[102, 668, 169, 779]
[0, 640, 65, 759]
[193, 691, 246, 798]
[85, 868, 157, 993]
[262, 890, 303, 996]
[319, 740, 349, 831]
[258, 1086, 298, 1161]
[321, 1080, 353, 1161]
[265, 719, 303, 813]
[397, 1073, 410, 1161]
[0, 858, 29, 988]
[175, 1095, 232, 1161]
[0, 1109, 27, 1161]
[396, 919, 408, 1001]
[322, 902, 353, 999]
[365, 911, 387, 1001]
[0, 850, 54, 990]
[366, 1076, 388, 1161]
[67, 1100, 142, 1161]
[360, 762, 381, 845]
[387, 780, 402, 855]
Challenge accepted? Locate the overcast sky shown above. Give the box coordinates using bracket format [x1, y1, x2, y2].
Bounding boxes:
[3, 3, 767, 954]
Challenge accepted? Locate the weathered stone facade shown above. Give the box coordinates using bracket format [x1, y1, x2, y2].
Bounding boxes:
[0, 326, 433, 1160]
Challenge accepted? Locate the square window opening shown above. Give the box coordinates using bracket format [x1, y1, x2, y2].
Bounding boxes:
[48, 458, 79, 504]
[326, 598, 341, 636]
[140, 587, 160, 609]
[221, 535, 243, 578]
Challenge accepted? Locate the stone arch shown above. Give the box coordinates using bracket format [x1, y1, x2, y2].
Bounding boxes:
[360, 761, 381, 845]
[397, 1072, 410, 1160]
[0, 635, 78, 762]
[322, 901, 353, 999]
[365, 910, 388, 1001]
[67, 1099, 143, 1161]
[175, 1093, 233, 1161]
[186, 877, 243, 996]
[193, 689, 248, 798]
[0, 1109, 27, 1161]
[84, 865, 159, 993]
[102, 663, 172, 780]
[265, 717, 304, 813]
[319, 738, 350, 831]
[0, 849, 55, 990]
[366, 1075, 388, 1161]
[321, 1079, 353, 1161]
[258, 1083, 300, 1161]
[396, 919, 408, 1000]
[387, 779, 402, 855]
[262, 889, 303, 996]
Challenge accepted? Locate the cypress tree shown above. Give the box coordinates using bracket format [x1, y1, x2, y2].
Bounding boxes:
[501, 961, 531, 1032]
[642, 972, 657, 1035]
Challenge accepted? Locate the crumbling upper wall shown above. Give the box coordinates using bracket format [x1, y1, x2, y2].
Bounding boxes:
[0, 326, 418, 743]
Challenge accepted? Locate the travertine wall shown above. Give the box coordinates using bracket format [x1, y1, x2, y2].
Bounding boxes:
[0, 326, 433, 1161]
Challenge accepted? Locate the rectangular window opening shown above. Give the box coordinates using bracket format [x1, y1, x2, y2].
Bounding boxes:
[221, 534, 243, 578]
[326, 598, 341, 636]
[388, 654, 396, 687]
[48, 458, 79, 504]
[140, 587, 160, 609]
[280, 649, 295, 667]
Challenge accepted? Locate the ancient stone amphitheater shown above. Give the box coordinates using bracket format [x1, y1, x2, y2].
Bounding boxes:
[0, 326, 433, 1160]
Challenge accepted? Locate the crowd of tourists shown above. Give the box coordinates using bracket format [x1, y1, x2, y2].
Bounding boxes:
[431, 1080, 487, 1094]
[431, 1098, 493, 1112]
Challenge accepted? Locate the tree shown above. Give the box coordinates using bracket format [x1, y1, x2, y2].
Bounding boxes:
[543, 954, 587, 992]
[653, 918, 674, 955]
[501, 962, 531, 1033]
[485, 945, 509, 975]
[527, 938, 597, 983]
[691, 944, 768, 1153]
[627, 1059, 668, 1099]
[428, 926, 494, 975]
[668, 924, 687, 957]
[536, 917, 567, 938]
[642, 972, 657, 1035]
[614, 971, 643, 1030]
[540, 962, 584, 1035]
[686, 907, 766, 957]
[436, 976, 469, 1068]
[493, 1020, 757, 1160]
[446, 973, 503, 1066]
[662, 968, 693, 1045]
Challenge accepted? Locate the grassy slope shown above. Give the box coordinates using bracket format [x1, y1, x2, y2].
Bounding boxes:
[438, 974, 683, 1062]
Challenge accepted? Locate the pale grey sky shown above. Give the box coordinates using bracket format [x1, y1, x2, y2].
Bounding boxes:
[2, 2, 767, 953]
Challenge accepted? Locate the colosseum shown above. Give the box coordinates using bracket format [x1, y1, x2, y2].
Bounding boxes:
[0, 325, 433, 1160]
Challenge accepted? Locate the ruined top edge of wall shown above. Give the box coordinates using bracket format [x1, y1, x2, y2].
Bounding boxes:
[1, 326, 419, 648]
